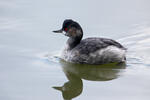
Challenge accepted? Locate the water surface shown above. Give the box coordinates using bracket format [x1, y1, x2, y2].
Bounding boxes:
[0, 0, 150, 100]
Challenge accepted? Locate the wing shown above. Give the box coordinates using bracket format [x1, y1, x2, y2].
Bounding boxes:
[74, 37, 126, 55]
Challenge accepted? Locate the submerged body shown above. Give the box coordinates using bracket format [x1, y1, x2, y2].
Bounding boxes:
[53, 19, 126, 64]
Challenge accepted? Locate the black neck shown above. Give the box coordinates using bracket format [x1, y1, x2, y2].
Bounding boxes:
[67, 35, 83, 50]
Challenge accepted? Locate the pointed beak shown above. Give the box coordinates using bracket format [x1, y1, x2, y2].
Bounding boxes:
[52, 86, 62, 91]
[52, 29, 63, 33]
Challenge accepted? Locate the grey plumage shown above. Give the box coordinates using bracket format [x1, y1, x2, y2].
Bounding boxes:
[74, 37, 126, 55]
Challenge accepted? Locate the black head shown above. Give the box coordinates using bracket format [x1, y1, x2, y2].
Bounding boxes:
[53, 19, 83, 38]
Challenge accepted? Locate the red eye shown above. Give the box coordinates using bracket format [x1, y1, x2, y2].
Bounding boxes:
[65, 28, 68, 31]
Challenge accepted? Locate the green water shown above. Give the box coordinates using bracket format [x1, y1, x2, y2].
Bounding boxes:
[0, 0, 150, 100]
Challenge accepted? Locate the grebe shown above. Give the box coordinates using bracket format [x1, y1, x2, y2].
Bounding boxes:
[53, 19, 126, 64]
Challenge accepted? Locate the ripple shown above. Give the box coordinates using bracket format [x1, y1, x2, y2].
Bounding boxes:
[34, 50, 61, 64]
[118, 27, 150, 46]
[47, 51, 61, 63]
[118, 26, 150, 68]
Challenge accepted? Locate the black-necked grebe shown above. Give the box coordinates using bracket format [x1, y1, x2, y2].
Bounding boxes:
[53, 19, 126, 64]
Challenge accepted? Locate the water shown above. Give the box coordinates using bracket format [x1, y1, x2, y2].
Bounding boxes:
[0, 0, 150, 100]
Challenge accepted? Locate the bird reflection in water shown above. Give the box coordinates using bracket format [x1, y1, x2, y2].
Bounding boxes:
[53, 60, 126, 100]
